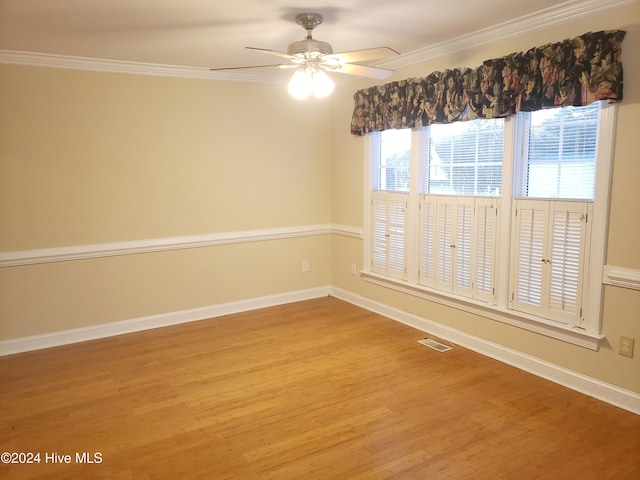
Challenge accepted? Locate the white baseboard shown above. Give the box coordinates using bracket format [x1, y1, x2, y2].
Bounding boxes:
[330, 286, 640, 416]
[0, 286, 331, 356]
[2, 284, 637, 415]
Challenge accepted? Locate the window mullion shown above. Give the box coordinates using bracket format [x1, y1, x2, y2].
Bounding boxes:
[405, 129, 422, 283]
[496, 116, 517, 308]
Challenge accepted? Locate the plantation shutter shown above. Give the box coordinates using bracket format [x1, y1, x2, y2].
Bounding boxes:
[548, 202, 590, 323]
[371, 198, 388, 273]
[418, 197, 437, 286]
[370, 193, 407, 279]
[419, 196, 495, 301]
[511, 200, 548, 315]
[474, 198, 497, 302]
[510, 199, 590, 324]
[435, 199, 454, 291]
[388, 199, 407, 278]
[453, 199, 473, 297]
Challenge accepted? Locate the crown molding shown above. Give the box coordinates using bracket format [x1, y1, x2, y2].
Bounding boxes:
[0, 0, 634, 81]
[0, 50, 279, 83]
[378, 0, 634, 70]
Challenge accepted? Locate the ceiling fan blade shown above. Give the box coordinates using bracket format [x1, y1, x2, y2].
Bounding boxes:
[332, 63, 395, 80]
[325, 47, 399, 64]
[246, 47, 297, 61]
[209, 64, 296, 71]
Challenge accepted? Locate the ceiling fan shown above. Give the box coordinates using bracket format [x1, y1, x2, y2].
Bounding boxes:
[210, 13, 399, 99]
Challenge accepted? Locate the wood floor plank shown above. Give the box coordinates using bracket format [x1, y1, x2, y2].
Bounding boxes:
[1, 297, 639, 479]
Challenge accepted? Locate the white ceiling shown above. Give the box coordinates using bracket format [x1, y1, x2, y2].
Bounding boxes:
[0, 0, 629, 80]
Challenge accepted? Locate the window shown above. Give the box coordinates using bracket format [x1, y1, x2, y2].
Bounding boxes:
[418, 119, 503, 302]
[426, 119, 504, 196]
[515, 102, 600, 199]
[372, 128, 411, 192]
[370, 128, 410, 279]
[364, 101, 615, 347]
[510, 103, 601, 324]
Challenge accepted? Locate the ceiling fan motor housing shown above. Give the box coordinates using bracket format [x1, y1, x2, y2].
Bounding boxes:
[287, 38, 333, 57]
[288, 13, 333, 58]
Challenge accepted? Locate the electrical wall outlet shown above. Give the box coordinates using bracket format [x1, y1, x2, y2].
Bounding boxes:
[351, 263, 357, 276]
[302, 260, 309, 273]
[619, 336, 635, 358]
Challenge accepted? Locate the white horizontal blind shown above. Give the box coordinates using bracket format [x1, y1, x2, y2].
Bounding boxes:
[424, 119, 504, 196]
[373, 129, 411, 192]
[522, 103, 600, 200]
[370, 192, 407, 279]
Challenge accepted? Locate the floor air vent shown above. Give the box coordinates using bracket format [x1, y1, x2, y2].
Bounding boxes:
[418, 338, 453, 352]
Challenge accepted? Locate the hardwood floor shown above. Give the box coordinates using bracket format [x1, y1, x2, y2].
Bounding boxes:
[1, 297, 639, 479]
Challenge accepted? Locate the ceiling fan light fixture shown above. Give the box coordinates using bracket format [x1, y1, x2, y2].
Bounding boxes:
[287, 66, 334, 100]
[311, 69, 335, 99]
[287, 68, 312, 100]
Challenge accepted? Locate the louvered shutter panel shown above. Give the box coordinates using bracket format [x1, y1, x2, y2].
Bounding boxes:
[388, 199, 407, 278]
[371, 198, 388, 274]
[510, 199, 590, 324]
[474, 198, 497, 302]
[512, 200, 548, 315]
[548, 202, 589, 323]
[370, 194, 407, 279]
[435, 199, 453, 291]
[453, 199, 473, 297]
[418, 196, 437, 287]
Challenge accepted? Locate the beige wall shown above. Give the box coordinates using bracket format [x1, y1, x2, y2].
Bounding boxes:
[330, 3, 640, 394]
[0, 66, 333, 339]
[0, 67, 332, 248]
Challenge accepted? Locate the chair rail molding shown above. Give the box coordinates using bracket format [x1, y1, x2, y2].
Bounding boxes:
[603, 265, 640, 290]
[0, 224, 363, 267]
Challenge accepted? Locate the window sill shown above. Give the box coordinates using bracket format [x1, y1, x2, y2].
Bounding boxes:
[361, 270, 603, 350]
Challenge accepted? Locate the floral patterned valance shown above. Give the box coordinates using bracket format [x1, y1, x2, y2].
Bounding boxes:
[350, 30, 625, 136]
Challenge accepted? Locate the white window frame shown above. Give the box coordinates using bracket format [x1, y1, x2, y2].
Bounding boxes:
[363, 102, 617, 350]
